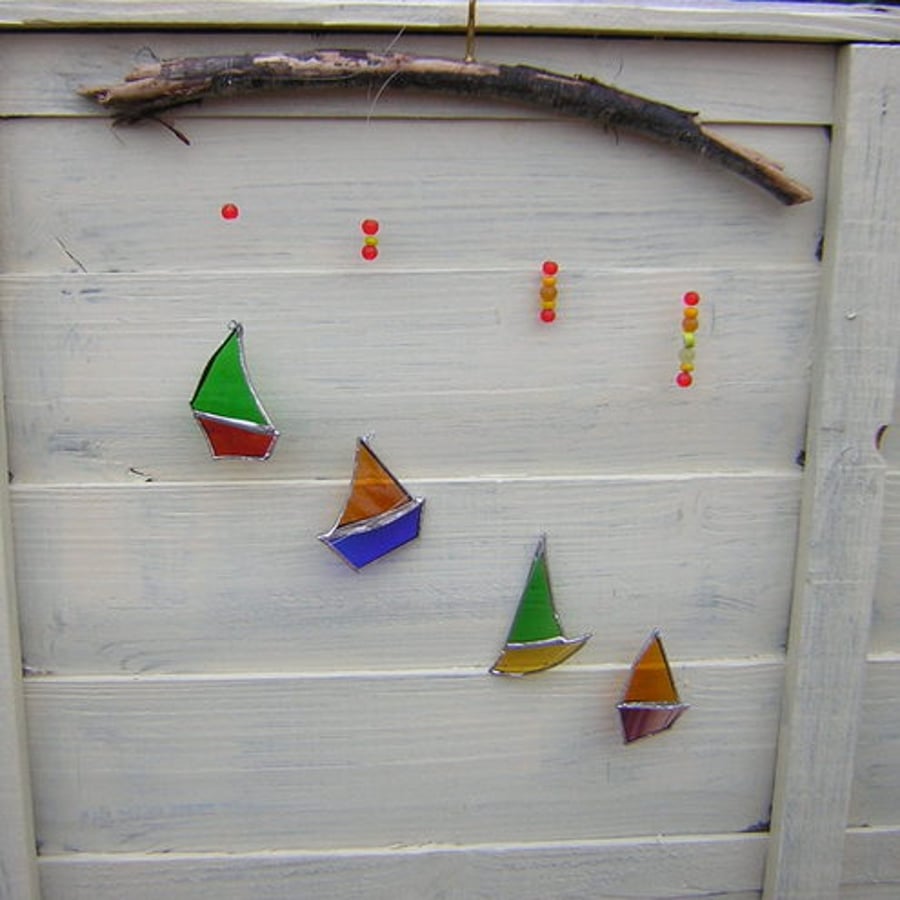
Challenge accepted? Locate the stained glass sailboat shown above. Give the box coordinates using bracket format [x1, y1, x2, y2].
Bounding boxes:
[190, 322, 279, 459]
[319, 437, 425, 569]
[617, 630, 689, 743]
[490, 536, 591, 676]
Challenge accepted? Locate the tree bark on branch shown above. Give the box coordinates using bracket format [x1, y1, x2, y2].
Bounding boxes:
[81, 49, 813, 206]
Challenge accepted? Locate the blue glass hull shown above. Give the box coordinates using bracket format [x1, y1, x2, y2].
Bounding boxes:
[323, 501, 423, 569]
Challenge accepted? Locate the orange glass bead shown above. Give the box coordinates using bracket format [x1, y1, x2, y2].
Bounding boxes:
[540, 285, 558, 301]
[683, 307, 699, 319]
[682, 318, 699, 333]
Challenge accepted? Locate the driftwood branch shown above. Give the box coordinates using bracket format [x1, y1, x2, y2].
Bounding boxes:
[81, 50, 813, 206]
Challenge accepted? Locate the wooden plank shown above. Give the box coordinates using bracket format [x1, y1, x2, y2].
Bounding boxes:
[0, 116, 828, 275]
[36, 834, 769, 900]
[24, 661, 781, 853]
[849, 658, 900, 829]
[842, 826, 900, 899]
[0, 267, 818, 484]
[763, 44, 900, 900]
[872, 472, 900, 654]
[15, 474, 799, 675]
[1, 1, 899, 43]
[30, 826, 900, 900]
[0, 33, 836, 124]
[0, 332, 40, 895]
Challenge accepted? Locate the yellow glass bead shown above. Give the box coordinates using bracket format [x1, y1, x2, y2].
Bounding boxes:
[680, 362, 695, 373]
[541, 299, 557, 310]
[683, 332, 696, 348]
[364, 236, 379, 246]
[541, 276, 557, 287]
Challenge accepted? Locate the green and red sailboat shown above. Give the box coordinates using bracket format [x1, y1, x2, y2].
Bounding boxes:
[190, 322, 279, 459]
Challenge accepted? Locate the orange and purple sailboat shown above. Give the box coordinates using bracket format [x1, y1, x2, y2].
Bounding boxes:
[190, 322, 279, 459]
[319, 437, 425, 570]
[491, 536, 591, 676]
[617, 630, 689, 742]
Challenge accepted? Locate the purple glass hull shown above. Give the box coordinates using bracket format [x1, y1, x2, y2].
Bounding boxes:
[618, 703, 688, 743]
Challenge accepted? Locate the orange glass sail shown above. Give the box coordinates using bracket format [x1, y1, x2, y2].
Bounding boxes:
[621, 631, 680, 704]
[319, 437, 425, 570]
[337, 439, 411, 527]
[617, 630, 688, 743]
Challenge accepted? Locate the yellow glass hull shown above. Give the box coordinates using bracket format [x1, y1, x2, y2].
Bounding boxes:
[490, 634, 591, 676]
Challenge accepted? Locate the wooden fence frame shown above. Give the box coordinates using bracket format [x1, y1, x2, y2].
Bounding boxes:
[1, 5, 899, 899]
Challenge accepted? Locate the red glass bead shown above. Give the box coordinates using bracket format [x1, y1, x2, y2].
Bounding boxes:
[540, 308, 556, 323]
[542, 260, 559, 276]
[361, 219, 380, 236]
[683, 291, 700, 306]
[221, 203, 239, 220]
[676, 371, 693, 388]
[361, 244, 378, 261]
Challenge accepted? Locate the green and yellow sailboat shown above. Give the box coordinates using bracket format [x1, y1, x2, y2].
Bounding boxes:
[490, 536, 591, 676]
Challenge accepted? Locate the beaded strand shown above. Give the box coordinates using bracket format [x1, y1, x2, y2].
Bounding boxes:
[361, 219, 380, 260]
[676, 291, 700, 387]
[540, 260, 559, 323]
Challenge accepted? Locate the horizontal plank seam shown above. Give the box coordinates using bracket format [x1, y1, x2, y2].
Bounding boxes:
[36, 830, 769, 864]
[9, 470, 803, 494]
[0, 263, 824, 281]
[2, 2, 900, 42]
[23, 656, 784, 685]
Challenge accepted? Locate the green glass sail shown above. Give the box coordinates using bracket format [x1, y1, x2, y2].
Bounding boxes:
[191, 323, 269, 426]
[506, 537, 564, 644]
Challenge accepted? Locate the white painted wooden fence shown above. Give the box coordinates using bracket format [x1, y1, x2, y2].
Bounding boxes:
[0, 4, 899, 899]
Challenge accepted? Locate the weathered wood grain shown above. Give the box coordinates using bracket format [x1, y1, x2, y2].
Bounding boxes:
[0, 33, 836, 124]
[849, 659, 900, 830]
[2, 1, 900, 42]
[14, 475, 799, 675]
[24, 662, 781, 853]
[31, 827, 900, 900]
[0, 116, 827, 275]
[1, 21, 895, 900]
[872, 472, 900, 655]
[31, 826, 900, 900]
[0, 267, 817, 484]
[36, 834, 770, 900]
[763, 44, 900, 900]
[841, 826, 900, 898]
[0, 304, 40, 897]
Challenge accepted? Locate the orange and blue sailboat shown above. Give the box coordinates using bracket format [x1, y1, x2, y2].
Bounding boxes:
[617, 630, 689, 742]
[190, 322, 279, 459]
[319, 437, 425, 570]
[490, 536, 591, 676]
